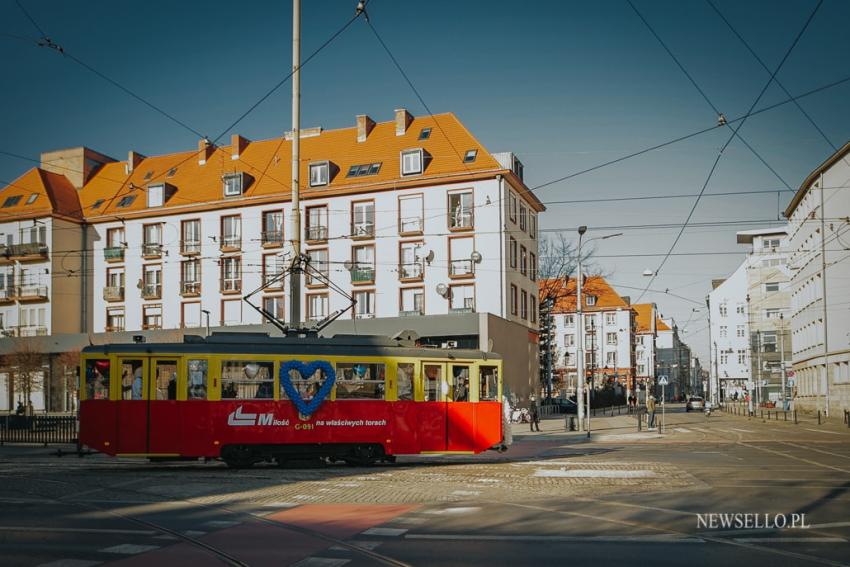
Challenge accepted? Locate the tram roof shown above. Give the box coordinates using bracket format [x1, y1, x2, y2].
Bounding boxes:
[81, 332, 501, 361]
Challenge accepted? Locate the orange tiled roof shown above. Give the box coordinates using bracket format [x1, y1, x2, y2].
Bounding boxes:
[0, 168, 81, 221]
[539, 275, 629, 313]
[74, 112, 542, 220]
[633, 303, 655, 334]
[656, 317, 671, 331]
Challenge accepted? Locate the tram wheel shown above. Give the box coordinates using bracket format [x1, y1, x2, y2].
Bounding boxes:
[344, 444, 381, 467]
[222, 446, 256, 469]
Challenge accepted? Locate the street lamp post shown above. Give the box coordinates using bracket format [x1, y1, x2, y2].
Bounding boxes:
[778, 313, 787, 408]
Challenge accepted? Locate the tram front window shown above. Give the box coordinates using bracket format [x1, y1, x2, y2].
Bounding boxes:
[335, 362, 385, 400]
[84, 359, 111, 400]
[479, 365, 499, 401]
[424, 364, 441, 401]
[221, 360, 274, 399]
[397, 363, 414, 401]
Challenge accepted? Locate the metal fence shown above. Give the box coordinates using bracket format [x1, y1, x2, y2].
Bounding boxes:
[0, 415, 78, 445]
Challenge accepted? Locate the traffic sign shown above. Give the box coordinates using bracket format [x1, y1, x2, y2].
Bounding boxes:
[658, 376, 669, 386]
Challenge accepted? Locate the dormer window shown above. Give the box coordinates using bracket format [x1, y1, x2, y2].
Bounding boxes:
[147, 183, 164, 208]
[401, 149, 423, 176]
[463, 149, 478, 163]
[512, 156, 524, 181]
[117, 195, 136, 208]
[418, 127, 432, 140]
[586, 295, 597, 306]
[91, 199, 105, 210]
[223, 172, 243, 197]
[26, 194, 38, 205]
[309, 161, 329, 187]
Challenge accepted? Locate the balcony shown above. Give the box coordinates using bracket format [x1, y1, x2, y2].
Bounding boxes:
[0, 289, 13, 304]
[350, 266, 374, 284]
[399, 216, 423, 234]
[262, 231, 284, 247]
[181, 240, 201, 256]
[306, 226, 328, 242]
[0, 245, 10, 265]
[181, 281, 201, 297]
[399, 262, 423, 280]
[220, 236, 241, 252]
[399, 309, 424, 317]
[450, 307, 475, 314]
[18, 326, 48, 337]
[105, 325, 125, 333]
[0, 328, 16, 337]
[10, 242, 48, 261]
[141, 284, 162, 300]
[221, 279, 241, 294]
[16, 285, 49, 301]
[104, 246, 125, 262]
[103, 286, 124, 302]
[142, 243, 162, 258]
[351, 222, 375, 239]
[449, 259, 474, 277]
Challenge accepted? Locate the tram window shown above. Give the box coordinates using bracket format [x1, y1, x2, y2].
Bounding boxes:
[452, 365, 470, 402]
[281, 364, 327, 402]
[397, 363, 414, 401]
[423, 364, 441, 402]
[221, 360, 273, 399]
[120, 360, 144, 400]
[84, 359, 111, 400]
[187, 359, 208, 400]
[479, 365, 499, 401]
[153, 361, 178, 400]
[335, 362, 385, 400]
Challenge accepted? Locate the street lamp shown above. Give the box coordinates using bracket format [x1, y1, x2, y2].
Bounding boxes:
[576, 228, 622, 435]
[202, 309, 211, 337]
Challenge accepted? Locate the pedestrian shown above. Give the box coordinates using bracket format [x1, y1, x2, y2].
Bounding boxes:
[647, 395, 657, 429]
[529, 395, 540, 432]
[15, 400, 24, 416]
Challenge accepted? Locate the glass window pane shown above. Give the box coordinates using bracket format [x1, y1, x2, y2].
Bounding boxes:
[335, 362, 386, 400]
[187, 360, 208, 400]
[397, 363, 414, 400]
[221, 360, 274, 399]
[85, 359, 111, 400]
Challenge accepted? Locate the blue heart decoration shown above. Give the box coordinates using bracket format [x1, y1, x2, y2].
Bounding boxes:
[280, 360, 336, 418]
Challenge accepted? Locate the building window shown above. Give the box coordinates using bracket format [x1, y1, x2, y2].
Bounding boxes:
[509, 193, 517, 223]
[116, 194, 136, 208]
[720, 351, 729, 365]
[147, 184, 164, 208]
[418, 127, 431, 140]
[737, 349, 747, 365]
[448, 236, 474, 277]
[263, 296, 284, 320]
[605, 312, 616, 326]
[105, 268, 124, 301]
[762, 332, 777, 353]
[509, 237, 517, 269]
[221, 299, 242, 326]
[519, 204, 527, 231]
[306, 248, 329, 286]
[520, 245, 527, 276]
[142, 265, 162, 299]
[763, 238, 781, 251]
[463, 149, 478, 163]
[565, 314, 575, 327]
[352, 245, 375, 284]
[720, 326, 727, 338]
[530, 253, 537, 281]
[399, 241, 424, 280]
[142, 224, 162, 257]
[399, 194, 424, 234]
[530, 214, 537, 240]
[585, 295, 596, 307]
[221, 256, 241, 293]
[565, 334, 575, 347]
[106, 307, 125, 332]
[263, 254, 284, 288]
[351, 200, 375, 238]
[181, 259, 201, 295]
[585, 314, 597, 330]
[606, 332, 617, 345]
[606, 352, 617, 367]
[307, 293, 328, 321]
[106, 227, 125, 249]
[181, 302, 201, 328]
[223, 172, 243, 197]
[765, 308, 781, 319]
[719, 303, 727, 317]
[143, 304, 162, 330]
[309, 161, 329, 187]
[448, 190, 473, 229]
[521, 290, 528, 320]
[510, 284, 518, 315]
[346, 162, 382, 177]
[306, 205, 328, 241]
[400, 287, 425, 316]
[262, 210, 284, 246]
[221, 215, 241, 250]
[736, 303, 745, 315]
[736, 325, 745, 338]
[449, 284, 475, 313]
[401, 148, 423, 175]
[354, 290, 375, 319]
[764, 282, 780, 292]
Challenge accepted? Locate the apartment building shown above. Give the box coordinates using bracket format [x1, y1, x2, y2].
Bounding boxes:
[655, 317, 691, 401]
[785, 141, 850, 417]
[633, 303, 657, 401]
[544, 276, 636, 396]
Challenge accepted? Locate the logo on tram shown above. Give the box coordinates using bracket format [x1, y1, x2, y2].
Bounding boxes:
[227, 406, 289, 427]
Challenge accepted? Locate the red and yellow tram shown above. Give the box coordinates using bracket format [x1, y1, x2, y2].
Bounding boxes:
[79, 332, 505, 467]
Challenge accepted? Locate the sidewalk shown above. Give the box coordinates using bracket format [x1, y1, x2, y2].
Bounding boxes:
[720, 402, 850, 434]
[511, 410, 657, 442]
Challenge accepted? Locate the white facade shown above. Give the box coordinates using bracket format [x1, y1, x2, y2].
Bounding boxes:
[90, 177, 540, 332]
[0, 217, 52, 337]
[785, 144, 850, 416]
[708, 260, 750, 401]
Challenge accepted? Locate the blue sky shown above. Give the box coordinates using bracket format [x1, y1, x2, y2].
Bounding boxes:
[2, 0, 849, 359]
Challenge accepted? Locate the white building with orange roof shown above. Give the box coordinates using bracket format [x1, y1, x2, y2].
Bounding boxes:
[632, 303, 658, 401]
[543, 275, 636, 397]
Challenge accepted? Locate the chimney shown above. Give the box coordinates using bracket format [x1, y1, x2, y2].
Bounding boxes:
[356, 115, 375, 143]
[198, 138, 213, 165]
[230, 134, 248, 161]
[395, 108, 413, 136]
[126, 151, 145, 174]
[622, 296, 631, 305]
[40, 147, 116, 190]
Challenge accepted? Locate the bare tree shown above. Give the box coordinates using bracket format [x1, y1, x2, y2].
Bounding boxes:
[56, 349, 81, 412]
[2, 341, 46, 413]
[537, 232, 602, 303]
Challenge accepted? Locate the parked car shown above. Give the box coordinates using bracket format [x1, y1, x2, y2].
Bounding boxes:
[686, 396, 705, 412]
[542, 398, 578, 414]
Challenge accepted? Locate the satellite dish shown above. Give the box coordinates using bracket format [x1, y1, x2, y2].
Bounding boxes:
[425, 250, 435, 264]
[436, 283, 449, 297]
[470, 250, 483, 263]
[343, 260, 353, 271]
[136, 278, 143, 289]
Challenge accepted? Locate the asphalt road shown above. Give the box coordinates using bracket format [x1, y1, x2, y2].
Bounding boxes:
[1, 404, 849, 566]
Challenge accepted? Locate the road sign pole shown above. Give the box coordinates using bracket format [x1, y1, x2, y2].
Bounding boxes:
[661, 384, 665, 434]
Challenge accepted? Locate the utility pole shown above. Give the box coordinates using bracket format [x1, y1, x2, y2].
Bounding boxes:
[576, 226, 587, 432]
[779, 312, 787, 408]
[288, 0, 302, 326]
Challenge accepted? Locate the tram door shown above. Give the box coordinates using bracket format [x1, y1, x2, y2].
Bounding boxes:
[419, 362, 448, 451]
[116, 357, 181, 455]
[446, 363, 473, 451]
